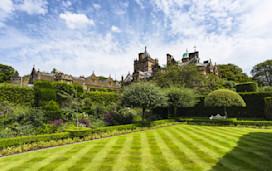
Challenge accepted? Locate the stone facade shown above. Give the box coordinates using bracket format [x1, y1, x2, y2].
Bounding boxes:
[11, 68, 121, 91]
[122, 47, 218, 86]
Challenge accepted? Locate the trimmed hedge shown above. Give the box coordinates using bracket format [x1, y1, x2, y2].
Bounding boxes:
[264, 97, 272, 120]
[86, 91, 119, 105]
[236, 82, 258, 92]
[0, 132, 70, 150]
[0, 85, 34, 106]
[65, 123, 141, 137]
[177, 118, 272, 127]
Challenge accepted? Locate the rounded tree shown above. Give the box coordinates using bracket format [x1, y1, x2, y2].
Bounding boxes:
[204, 89, 246, 118]
[121, 82, 167, 121]
[166, 87, 197, 117]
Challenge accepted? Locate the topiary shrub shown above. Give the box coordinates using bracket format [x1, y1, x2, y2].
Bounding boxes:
[43, 100, 61, 121]
[236, 82, 258, 92]
[204, 89, 246, 118]
[264, 97, 272, 120]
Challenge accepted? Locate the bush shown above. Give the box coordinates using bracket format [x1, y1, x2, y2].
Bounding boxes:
[0, 132, 70, 150]
[236, 82, 258, 92]
[205, 89, 246, 118]
[86, 91, 119, 105]
[43, 100, 61, 121]
[258, 86, 272, 92]
[264, 97, 272, 120]
[34, 81, 56, 107]
[104, 109, 134, 126]
[52, 82, 73, 104]
[97, 88, 107, 92]
[0, 84, 34, 106]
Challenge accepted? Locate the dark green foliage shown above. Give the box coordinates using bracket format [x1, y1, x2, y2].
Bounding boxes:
[97, 88, 107, 92]
[177, 118, 272, 127]
[86, 91, 119, 105]
[153, 63, 206, 88]
[236, 82, 258, 92]
[43, 100, 61, 121]
[121, 82, 167, 121]
[264, 97, 272, 120]
[258, 86, 272, 92]
[217, 63, 250, 82]
[0, 132, 70, 150]
[52, 82, 73, 104]
[34, 81, 56, 107]
[166, 87, 197, 117]
[251, 60, 272, 86]
[239, 91, 272, 118]
[0, 64, 19, 83]
[23, 108, 45, 127]
[0, 85, 34, 106]
[72, 84, 83, 94]
[89, 88, 97, 91]
[34, 81, 53, 89]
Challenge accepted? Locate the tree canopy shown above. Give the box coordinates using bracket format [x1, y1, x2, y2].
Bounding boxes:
[0, 64, 19, 83]
[251, 60, 272, 86]
[121, 82, 167, 121]
[166, 87, 197, 117]
[217, 63, 250, 82]
[153, 63, 206, 89]
[204, 89, 246, 117]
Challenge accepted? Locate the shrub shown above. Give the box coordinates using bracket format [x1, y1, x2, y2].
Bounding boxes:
[104, 109, 134, 126]
[258, 86, 272, 92]
[0, 84, 34, 106]
[204, 89, 246, 118]
[34, 81, 56, 107]
[166, 87, 197, 117]
[86, 91, 119, 105]
[264, 97, 272, 120]
[98, 88, 107, 92]
[52, 82, 73, 104]
[78, 118, 89, 127]
[236, 82, 258, 92]
[43, 100, 61, 121]
[0, 132, 70, 150]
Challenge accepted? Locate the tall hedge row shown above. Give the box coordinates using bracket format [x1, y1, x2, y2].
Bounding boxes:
[34, 81, 56, 107]
[153, 91, 272, 119]
[236, 82, 258, 92]
[86, 91, 119, 105]
[264, 97, 272, 120]
[0, 86, 34, 106]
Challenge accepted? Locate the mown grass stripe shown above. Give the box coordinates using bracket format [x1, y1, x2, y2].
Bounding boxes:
[197, 125, 272, 143]
[97, 136, 128, 171]
[152, 130, 184, 170]
[80, 137, 121, 171]
[140, 131, 156, 171]
[110, 134, 134, 171]
[123, 134, 142, 171]
[166, 127, 228, 167]
[157, 128, 203, 171]
[145, 131, 171, 170]
[4, 143, 87, 171]
[193, 125, 272, 153]
[52, 139, 111, 171]
[182, 126, 267, 170]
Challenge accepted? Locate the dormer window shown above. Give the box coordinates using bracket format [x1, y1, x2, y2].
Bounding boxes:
[108, 82, 111, 86]
[92, 79, 95, 84]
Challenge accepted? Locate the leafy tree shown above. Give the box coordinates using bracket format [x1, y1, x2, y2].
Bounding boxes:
[204, 89, 246, 118]
[51, 68, 57, 73]
[121, 82, 167, 121]
[166, 87, 197, 117]
[153, 63, 206, 88]
[251, 60, 272, 86]
[0, 64, 19, 83]
[217, 63, 250, 82]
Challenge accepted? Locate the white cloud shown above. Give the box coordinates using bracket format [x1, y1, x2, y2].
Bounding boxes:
[0, 0, 13, 27]
[17, 0, 48, 15]
[135, 0, 144, 9]
[0, 0, 13, 13]
[111, 25, 121, 33]
[62, 1, 72, 8]
[59, 12, 95, 29]
[93, 3, 101, 10]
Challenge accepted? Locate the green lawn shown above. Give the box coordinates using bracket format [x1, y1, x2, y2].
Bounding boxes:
[0, 124, 272, 171]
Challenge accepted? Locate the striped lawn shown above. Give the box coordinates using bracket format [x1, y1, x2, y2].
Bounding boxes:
[0, 124, 272, 171]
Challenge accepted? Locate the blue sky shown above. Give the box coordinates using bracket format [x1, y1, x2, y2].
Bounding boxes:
[0, 0, 272, 80]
